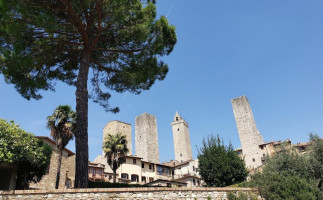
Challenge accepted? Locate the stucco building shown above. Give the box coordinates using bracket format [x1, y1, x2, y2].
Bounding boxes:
[94, 112, 202, 187]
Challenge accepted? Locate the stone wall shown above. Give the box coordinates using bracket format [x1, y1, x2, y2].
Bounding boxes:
[0, 187, 261, 200]
[231, 96, 264, 169]
[29, 140, 74, 190]
[135, 113, 160, 163]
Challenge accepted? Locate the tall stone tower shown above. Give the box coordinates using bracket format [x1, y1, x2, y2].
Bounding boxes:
[172, 111, 193, 162]
[135, 113, 160, 163]
[231, 96, 264, 169]
[103, 120, 132, 155]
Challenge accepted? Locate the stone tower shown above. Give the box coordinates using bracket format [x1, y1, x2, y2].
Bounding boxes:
[103, 120, 132, 155]
[172, 111, 193, 162]
[135, 113, 160, 163]
[231, 96, 264, 169]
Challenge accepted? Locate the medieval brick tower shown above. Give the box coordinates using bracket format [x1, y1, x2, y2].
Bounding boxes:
[172, 111, 193, 162]
[231, 96, 264, 169]
[103, 120, 132, 155]
[135, 113, 160, 163]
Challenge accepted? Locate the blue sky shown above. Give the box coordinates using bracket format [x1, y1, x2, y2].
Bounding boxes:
[1, 0, 323, 163]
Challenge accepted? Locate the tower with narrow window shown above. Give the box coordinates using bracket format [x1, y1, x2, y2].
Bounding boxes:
[172, 111, 193, 162]
[231, 96, 264, 169]
[135, 113, 160, 163]
[103, 120, 132, 156]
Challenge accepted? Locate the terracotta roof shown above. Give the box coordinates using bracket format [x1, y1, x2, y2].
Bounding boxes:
[36, 136, 75, 156]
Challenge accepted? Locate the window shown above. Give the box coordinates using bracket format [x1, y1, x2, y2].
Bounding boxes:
[176, 117, 178, 121]
[133, 159, 136, 164]
[197, 180, 200, 186]
[177, 128, 179, 131]
[193, 179, 196, 185]
[142, 163, 144, 168]
[149, 164, 152, 170]
[92, 169, 96, 175]
[109, 175, 112, 180]
[193, 166, 195, 171]
[149, 177, 154, 182]
[98, 170, 102, 175]
[142, 176, 146, 183]
[252, 158, 255, 162]
[164, 167, 170, 176]
[131, 174, 139, 182]
[167, 183, 171, 187]
[180, 153, 182, 157]
[157, 165, 163, 175]
[121, 173, 129, 179]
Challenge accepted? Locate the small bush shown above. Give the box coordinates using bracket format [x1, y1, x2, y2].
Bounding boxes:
[227, 192, 258, 200]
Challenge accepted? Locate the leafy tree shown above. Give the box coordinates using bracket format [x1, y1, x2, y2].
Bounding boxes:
[308, 133, 323, 191]
[0, 0, 176, 188]
[103, 133, 129, 183]
[47, 105, 75, 189]
[0, 118, 52, 189]
[242, 134, 323, 200]
[198, 135, 248, 187]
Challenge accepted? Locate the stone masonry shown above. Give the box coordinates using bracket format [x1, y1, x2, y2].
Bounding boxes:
[135, 113, 160, 163]
[103, 120, 132, 155]
[0, 187, 261, 200]
[172, 111, 193, 162]
[231, 96, 264, 169]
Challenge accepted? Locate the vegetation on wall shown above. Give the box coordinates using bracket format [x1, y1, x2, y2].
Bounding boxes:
[198, 135, 248, 187]
[0, 118, 52, 189]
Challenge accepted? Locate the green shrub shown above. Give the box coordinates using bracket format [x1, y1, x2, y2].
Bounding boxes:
[227, 192, 258, 200]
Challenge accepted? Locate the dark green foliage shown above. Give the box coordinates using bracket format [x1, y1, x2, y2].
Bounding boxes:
[0, 118, 52, 189]
[247, 172, 319, 200]
[198, 135, 248, 187]
[0, 0, 176, 112]
[243, 133, 323, 200]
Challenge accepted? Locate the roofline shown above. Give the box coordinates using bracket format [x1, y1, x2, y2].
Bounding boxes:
[173, 175, 202, 181]
[103, 120, 131, 128]
[173, 160, 193, 167]
[36, 136, 75, 156]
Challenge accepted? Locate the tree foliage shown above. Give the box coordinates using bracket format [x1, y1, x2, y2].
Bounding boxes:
[198, 135, 248, 187]
[47, 105, 75, 189]
[103, 133, 129, 183]
[0, 118, 52, 189]
[0, 0, 176, 188]
[243, 133, 323, 200]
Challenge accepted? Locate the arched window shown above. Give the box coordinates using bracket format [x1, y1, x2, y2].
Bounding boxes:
[131, 174, 139, 182]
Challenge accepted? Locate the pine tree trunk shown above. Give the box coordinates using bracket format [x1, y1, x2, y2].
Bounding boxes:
[74, 53, 90, 188]
[113, 169, 117, 183]
[55, 148, 63, 189]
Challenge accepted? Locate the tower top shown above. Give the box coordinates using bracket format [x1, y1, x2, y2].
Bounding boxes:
[174, 111, 182, 121]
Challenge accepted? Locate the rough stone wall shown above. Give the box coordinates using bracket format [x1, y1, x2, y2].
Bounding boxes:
[231, 96, 264, 169]
[172, 112, 193, 162]
[103, 120, 132, 155]
[0, 187, 261, 200]
[135, 113, 160, 163]
[29, 141, 72, 190]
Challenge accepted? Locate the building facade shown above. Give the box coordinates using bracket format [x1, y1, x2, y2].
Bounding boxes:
[231, 96, 264, 169]
[172, 112, 193, 162]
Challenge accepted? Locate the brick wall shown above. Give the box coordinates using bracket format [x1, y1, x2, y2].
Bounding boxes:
[0, 187, 261, 200]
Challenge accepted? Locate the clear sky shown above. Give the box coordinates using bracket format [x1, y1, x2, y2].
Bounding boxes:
[1, 0, 323, 163]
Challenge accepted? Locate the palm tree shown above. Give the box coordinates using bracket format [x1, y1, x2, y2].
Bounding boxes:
[103, 133, 129, 183]
[47, 105, 76, 189]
